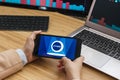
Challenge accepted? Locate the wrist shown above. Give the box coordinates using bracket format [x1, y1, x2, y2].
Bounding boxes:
[22, 48, 31, 63]
[22, 48, 38, 63]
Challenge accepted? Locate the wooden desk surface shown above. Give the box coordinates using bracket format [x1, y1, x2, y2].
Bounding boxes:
[0, 6, 116, 80]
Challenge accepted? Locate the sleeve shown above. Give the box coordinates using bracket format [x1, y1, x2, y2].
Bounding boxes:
[0, 49, 24, 79]
[16, 49, 28, 65]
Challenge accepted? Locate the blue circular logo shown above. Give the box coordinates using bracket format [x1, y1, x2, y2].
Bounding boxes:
[51, 41, 64, 52]
[53, 42, 61, 50]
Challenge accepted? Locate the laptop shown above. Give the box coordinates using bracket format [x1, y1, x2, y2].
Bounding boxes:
[69, 0, 120, 79]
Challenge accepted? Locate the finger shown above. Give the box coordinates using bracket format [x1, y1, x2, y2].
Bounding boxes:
[61, 57, 71, 65]
[58, 66, 65, 70]
[57, 61, 65, 67]
[57, 62, 62, 68]
[57, 59, 64, 68]
[58, 66, 65, 72]
[57, 64, 63, 68]
[74, 56, 84, 64]
[30, 30, 42, 40]
[58, 60, 63, 66]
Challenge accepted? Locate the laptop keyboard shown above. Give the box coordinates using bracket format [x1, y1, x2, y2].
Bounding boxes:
[0, 15, 49, 31]
[74, 30, 120, 60]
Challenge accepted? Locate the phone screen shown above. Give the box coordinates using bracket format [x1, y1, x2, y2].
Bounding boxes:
[33, 34, 82, 60]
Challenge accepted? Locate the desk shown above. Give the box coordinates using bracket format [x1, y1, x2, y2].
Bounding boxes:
[0, 6, 116, 80]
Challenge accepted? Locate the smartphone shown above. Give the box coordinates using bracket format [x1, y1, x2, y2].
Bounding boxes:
[33, 34, 82, 60]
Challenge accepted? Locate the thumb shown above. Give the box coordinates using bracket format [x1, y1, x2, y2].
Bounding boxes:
[61, 57, 71, 65]
[74, 56, 84, 64]
[30, 30, 42, 40]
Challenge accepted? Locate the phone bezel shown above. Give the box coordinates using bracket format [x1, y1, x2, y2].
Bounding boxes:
[33, 34, 82, 60]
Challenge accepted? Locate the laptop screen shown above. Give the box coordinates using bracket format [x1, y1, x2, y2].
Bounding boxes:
[89, 0, 120, 32]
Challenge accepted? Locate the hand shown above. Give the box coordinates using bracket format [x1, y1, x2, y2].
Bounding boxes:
[57, 56, 84, 80]
[22, 30, 42, 63]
